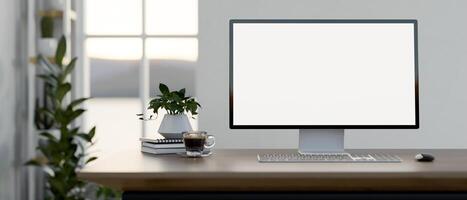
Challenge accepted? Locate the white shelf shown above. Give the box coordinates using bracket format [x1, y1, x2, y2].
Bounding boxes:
[38, 9, 76, 20]
[38, 10, 63, 18]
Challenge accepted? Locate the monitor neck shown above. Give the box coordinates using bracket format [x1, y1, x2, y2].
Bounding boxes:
[298, 129, 345, 154]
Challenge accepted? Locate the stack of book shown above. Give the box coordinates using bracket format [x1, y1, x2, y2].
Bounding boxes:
[140, 138, 185, 155]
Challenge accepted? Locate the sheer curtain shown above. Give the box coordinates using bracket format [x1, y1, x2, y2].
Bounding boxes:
[0, 0, 29, 199]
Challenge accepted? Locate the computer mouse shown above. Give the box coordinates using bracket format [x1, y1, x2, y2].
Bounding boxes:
[415, 153, 434, 162]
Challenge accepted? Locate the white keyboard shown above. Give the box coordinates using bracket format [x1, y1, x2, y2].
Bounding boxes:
[258, 153, 402, 163]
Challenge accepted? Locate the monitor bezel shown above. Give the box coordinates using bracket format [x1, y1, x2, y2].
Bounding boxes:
[229, 19, 419, 129]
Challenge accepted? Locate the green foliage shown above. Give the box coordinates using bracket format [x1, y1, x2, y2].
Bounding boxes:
[40, 16, 54, 38]
[34, 98, 54, 130]
[96, 186, 121, 199]
[55, 36, 67, 66]
[148, 83, 201, 117]
[27, 36, 120, 200]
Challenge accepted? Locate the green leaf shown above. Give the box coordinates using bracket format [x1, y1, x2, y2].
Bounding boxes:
[49, 178, 66, 195]
[55, 83, 71, 102]
[148, 100, 161, 114]
[85, 156, 97, 164]
[88, 126, 96, 140]
[38, 108, 55, 119]
[171, 92, 182, 101]
[38, 54, 57, 73]
[178, 88, 186, 97]
[151, 106, 160, 114]
[40, 131, 58, 142]
[69, 109, 85, 122]
[149, 98, 161, 104]
[24, 159, 41, 166]
[77, 133, 92, 142]
[96, 187, 104, 198]
[37, 74, 58, 88]
[54, 109, 65, 125]
[24, 157, 48, 166]
[96, 186, 121, 199]
[37, 74, 51, 81]
[159, 83, 169, 94]
[55, 36, 66, 66]
[68, 97, 89, 109]
[69, 128, 80, 138]
[64, 57, 77, 75]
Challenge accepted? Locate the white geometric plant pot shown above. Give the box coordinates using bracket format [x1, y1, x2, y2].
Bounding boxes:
[158, 114, 193, 139]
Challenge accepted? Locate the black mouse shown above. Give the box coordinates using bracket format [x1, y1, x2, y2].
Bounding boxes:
[415, 153, 435, 162]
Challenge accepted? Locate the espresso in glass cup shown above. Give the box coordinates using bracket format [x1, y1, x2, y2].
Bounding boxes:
[182, 131, 215, 157]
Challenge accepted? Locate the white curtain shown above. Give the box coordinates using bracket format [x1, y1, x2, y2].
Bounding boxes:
[0, 0, 29, 199]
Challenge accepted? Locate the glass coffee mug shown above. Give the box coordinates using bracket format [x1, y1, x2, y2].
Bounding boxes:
[182, 131, 215, 157]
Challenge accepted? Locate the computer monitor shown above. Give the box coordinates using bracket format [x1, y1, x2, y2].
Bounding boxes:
[229, 19, 419, 154]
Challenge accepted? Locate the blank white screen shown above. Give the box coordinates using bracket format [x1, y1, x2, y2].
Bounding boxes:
[232, 23, 416, 125]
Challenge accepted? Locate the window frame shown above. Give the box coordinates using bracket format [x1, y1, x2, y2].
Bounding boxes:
[81, 0, 198, 137]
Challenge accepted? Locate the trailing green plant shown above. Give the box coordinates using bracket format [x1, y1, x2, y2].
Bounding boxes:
[26, 36, 120, 200]
[142, 83, 201, 119]
[40, 16, 54, 38]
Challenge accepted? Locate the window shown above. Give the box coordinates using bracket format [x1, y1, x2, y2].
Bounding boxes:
[84, 0, 198, 152]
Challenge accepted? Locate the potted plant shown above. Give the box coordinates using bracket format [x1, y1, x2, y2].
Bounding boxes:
[27, 36, 119, 199]
[142, 83, 201, 139]
[37, 16, 57, 57]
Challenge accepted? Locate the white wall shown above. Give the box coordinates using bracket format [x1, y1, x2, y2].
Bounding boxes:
[197, 0, 467, 149]
[0, 0, 27, 199]
[0, 0, 18, 198]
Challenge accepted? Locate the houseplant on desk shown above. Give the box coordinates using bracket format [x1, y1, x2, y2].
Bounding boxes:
[141, 83, 201, 138]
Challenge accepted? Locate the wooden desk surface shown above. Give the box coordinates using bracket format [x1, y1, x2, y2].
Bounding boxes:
[78, 149, 467, 192]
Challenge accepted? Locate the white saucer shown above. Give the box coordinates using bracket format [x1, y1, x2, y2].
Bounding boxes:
[177, 151, 213, 158]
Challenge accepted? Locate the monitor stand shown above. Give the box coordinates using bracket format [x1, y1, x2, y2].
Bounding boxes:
[298, 129, 345, 154]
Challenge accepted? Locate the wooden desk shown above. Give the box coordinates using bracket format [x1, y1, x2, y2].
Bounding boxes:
[78, 149, 467, 193]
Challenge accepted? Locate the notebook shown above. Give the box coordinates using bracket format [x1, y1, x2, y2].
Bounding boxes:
[141, 146, 185, 155]
[140, 138, 183, 144]
[140, 138, 184, 149]
[142, 141, 184, 149]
